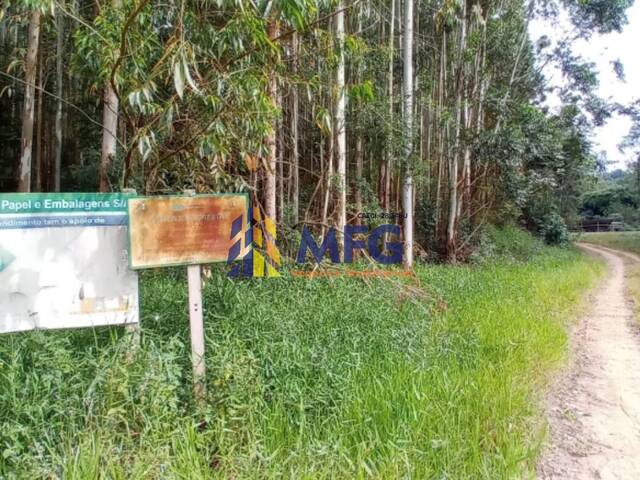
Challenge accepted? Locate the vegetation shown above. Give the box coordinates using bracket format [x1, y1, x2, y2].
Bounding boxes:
[0, 0, 636, 477]
[1, 0, 635, 259]
[626, 264, 640, 324]
[579, 170, 640, 228]
[578, 231, 640, 326]
[579, 231, 640, 255]
[0, 230, 603, 478]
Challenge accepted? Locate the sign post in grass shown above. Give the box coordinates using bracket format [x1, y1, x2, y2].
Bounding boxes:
[187, 262, 206, 399]
[127, 192, 249, 402]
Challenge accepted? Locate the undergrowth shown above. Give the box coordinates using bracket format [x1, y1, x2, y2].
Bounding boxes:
[578, 231, 640, 255]
[0, 230, 603, 479]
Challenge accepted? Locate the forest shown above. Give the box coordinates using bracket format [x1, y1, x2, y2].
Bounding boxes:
[1, 0, 636, 262]
[4, 1, 640, 478]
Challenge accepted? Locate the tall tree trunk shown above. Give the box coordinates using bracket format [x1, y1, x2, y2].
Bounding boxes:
[291, 32, 300, 226]
[264, 20, 279, 221]
[277, 80, 284, 223]
[18, 8, 41, 193]
[446, 2, 468, 261]
[321, 131, 333, 237]
[354, 8, 363, 225]
[54, 10, 63, 192]
[335, 0, 347, 245]
[36, 45, 44, 192]
[99, 0, 122, 192]
[99, 83, 118, 192]
[355, 136, 363, 224]
[402, 0, 414, 268]
[434, 32, 446, 241]
[494, 18, 527, 133]
[385, 0, 396, 212]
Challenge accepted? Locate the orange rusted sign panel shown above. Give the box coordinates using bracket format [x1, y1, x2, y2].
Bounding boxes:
[128, 194, 248, 269]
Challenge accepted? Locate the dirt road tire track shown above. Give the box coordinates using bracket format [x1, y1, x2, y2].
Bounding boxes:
[537, 243, 640, 479]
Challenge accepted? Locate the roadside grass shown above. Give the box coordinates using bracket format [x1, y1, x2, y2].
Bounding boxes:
[578, 231, 640, 255]
[577, 231, 640, 324]
[626, 265, 640, 324]
[0, 234, 603, 479]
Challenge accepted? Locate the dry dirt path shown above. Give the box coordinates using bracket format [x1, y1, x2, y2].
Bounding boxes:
[537, 243, 640, 479]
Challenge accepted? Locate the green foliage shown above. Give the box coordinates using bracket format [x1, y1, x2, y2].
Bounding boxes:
[68, 1, 323, 193]
[348, 80, 374, 103]
[562, 0, 634, 35]
[580, 185, 637, 217]
[579, 231, 640, 255]
[539, 212, 570, 246]
[0, 247, 602, 478]
[580, 166, 640, 227]
[471, 225, 543, 263]
[483, 102, 596, 232]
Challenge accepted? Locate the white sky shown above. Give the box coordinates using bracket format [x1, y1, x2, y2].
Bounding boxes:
[529, 1, 640, 170]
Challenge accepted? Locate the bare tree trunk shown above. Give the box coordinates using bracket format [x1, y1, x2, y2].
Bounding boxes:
[446, 1, 468, 261]
[402, 0, 414, 268]
[459, 96, 471, 221]
[425, 98, 432, 198]
[494, 17, 528, 133]
[291, 32, 300, 226]
[54, 10, 63, 192]
[18, 8, 41, 193]
[36, 45, 43, 192]
[434, 32, 446, 241]
[354, 7, 363, 225]
[385, 0, 396, 213]
[321, 132, 333, 237]
[277, 80, 284, 223]
[355, 136, 363, 224]
[99, 83, 118, 192]
[264, 20, 279, 221]
[462, 15, 483, 221]
[99, 0, 122, 192]
[335, 0, 347, 245]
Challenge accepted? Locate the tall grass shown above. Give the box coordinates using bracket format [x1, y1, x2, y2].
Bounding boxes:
[0, 235, 602, 479]
[578, 231, 640, 255]
[581, 231, 640, 325]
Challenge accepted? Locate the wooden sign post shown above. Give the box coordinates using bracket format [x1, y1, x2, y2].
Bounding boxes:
[183, 190, 206, 401]
[187, 263, 206, 400]
[127, 192, 249, 402]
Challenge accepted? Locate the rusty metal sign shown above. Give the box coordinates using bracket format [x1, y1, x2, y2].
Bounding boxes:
[128, 194, 249, 269]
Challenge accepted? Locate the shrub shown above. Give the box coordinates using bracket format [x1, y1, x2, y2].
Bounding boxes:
[471, 224, 543, 263]
[539, 213, 569, 246]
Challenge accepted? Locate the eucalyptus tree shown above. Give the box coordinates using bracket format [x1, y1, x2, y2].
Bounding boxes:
[18, 5, 41, 192]
[0, 0, 636, 259]
[335, 0, 346, 242]
[54, 7, 63, 191]
[402, 0, 413, 267]
[99, 0, 122, 193]
[74, 0, 315, 196]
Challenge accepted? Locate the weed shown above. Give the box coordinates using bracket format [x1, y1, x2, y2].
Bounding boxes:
[0, 240, 602, 478]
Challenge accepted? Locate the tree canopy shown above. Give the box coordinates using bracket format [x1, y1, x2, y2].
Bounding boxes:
[0, 0, 635, 258]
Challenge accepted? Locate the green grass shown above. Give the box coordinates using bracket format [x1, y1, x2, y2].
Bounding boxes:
[580, 231, 640, 325]
[0, 242, 602, 479]
[626, 265, 640, 323]
[577, 231, 640, 255]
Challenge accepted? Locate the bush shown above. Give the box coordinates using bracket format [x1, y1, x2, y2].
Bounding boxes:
[471, 224, 543, 263]
[539, 213, 569, 246]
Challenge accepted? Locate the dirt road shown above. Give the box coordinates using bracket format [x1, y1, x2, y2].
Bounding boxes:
[538, 243, 640, 479]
